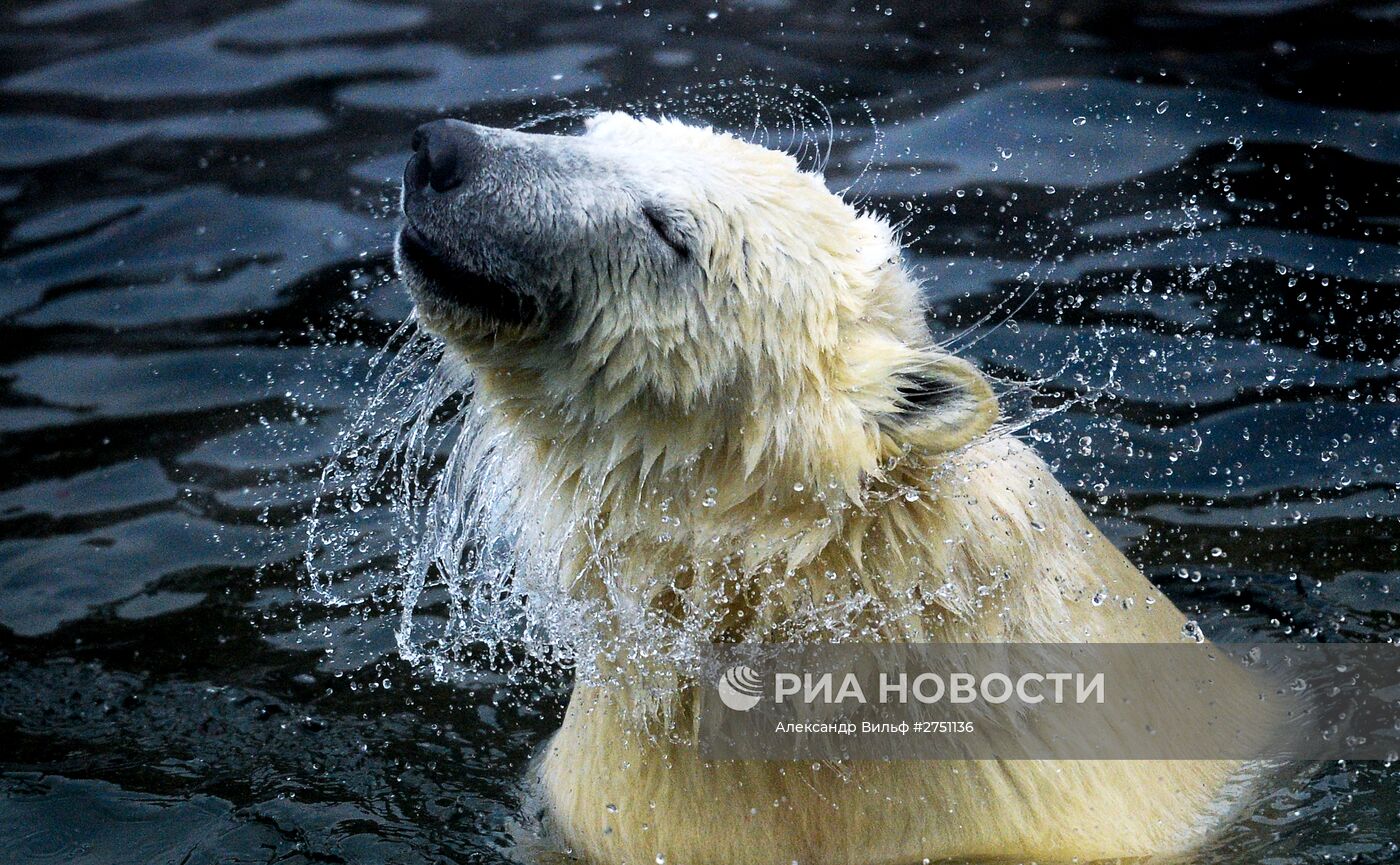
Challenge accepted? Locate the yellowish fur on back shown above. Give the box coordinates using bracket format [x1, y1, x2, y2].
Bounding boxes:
[535, 436, 1249, 865]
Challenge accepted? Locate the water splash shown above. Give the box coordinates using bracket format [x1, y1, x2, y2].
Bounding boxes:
[303, 319, 1004, 697]
[301, 85, 1231, 693]
[628, 78, 841, 177]
[303, 318, 695, 691]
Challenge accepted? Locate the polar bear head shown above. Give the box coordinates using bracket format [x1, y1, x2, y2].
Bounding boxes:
[397, 113, 996, 498]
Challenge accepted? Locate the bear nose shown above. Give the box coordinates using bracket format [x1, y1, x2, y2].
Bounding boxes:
[407, 119, 483, 194]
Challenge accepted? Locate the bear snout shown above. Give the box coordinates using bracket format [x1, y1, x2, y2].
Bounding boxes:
[407, 119, 486, 194]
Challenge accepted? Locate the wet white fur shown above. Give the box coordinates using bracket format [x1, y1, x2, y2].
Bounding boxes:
[408, 114, 1264, 864]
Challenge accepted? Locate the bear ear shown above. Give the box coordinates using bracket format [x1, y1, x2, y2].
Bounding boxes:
[642, 200, 699, 260]
[881, 355, 998, 453]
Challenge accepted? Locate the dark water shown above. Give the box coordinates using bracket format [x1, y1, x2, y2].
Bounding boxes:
[2, 1, 1398, 862]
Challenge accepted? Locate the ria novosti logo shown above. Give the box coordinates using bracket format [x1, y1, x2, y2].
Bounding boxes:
[715, 665, 764, 711]
[713, 663, 1109, 712]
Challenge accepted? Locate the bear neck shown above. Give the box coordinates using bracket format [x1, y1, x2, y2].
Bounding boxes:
[474, 367, 892, 542]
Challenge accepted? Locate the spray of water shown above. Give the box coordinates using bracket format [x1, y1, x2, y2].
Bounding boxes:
[304, 319, 546, 682]
[300, 84, 1228, 692]
[303, 319, 719, 698]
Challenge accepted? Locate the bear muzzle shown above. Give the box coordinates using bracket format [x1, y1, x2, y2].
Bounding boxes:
[398, 120, 545, 327]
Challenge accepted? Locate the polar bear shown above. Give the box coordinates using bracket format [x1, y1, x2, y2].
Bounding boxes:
[396, 113, 1262, 864]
